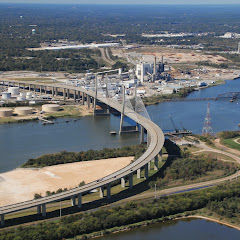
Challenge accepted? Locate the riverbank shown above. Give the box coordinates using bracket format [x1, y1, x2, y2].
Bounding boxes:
[67, 212, 240, 240]
[0, 157, 133, 206]
[0, 105, 93, 124]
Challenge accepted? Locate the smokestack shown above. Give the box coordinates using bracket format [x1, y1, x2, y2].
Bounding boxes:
[141, 62, 144, 83]
[153, 56, 156, 75]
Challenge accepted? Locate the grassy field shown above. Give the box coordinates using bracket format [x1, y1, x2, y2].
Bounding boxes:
[222, 138, 240, 151]
[45, 105, 91, 119]
[197, 151, 237, 163]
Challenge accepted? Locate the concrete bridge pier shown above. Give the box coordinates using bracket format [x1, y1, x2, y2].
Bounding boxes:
[137, 168, 141, 179]
[107, 183, 111, 199]
[87, 95, 91, 109]
[144, 164, 149, 179]
[29, 84, 31, 91]
[140, 126, 145, 144]
[100, 186, 104, 198]
[121, 177, 126, 188]
[1, 214, 5, 227]
[55, 87, 58, 96]
[63, 88, 66, 100]
[78, 194, 82, 208]
[82, 93, 85, 105]
[37, 205, 41, 215]
[52, 87, 55, 96]
[154, 155, 159, 170]
[148, 162, 151, 170]
[74, 90, 76, 101]
[71, 196, 76, 207]
[42, 204, 46, 217]
[67, 89, 70, 99]
[129, 173, 133, 189]
[39, 86, 42, 95]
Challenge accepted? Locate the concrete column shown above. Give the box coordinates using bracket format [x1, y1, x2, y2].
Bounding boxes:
[18, 82, 20, 87]
[55, 87, 58, 96]
[34, 85, 36, 93]
[29, 84, 31, 90]
[144, 164, 149, 179]
[87, 95, 90, 109]
[121, 177, 126, 188]
[42, 204, 46, 217]
[82, 92, 85, 105]
[159, 150, 163, 162]
[40, 86, 42, 95]
[52, 87, 54, 96]
[129, 173, 133, 189]
[1, 214, 5, 227]
[100, 186, 104, 198]
[74, 90, 76, 101]
[141, 125, 145, 144]
[71, 196, 76, 206]
[63, 88, 66, 100]
[78, 194, 82, 208]
[67, 89, 70, 99]
[77, 91, 80, 100]
[148, 161, 151, 170]
[147, 131, 151, 147]
[107, 183, 111, 199]
[137, 169, 141, 179]
[37, 205, 41, 215]
[154, 155, 159, 170]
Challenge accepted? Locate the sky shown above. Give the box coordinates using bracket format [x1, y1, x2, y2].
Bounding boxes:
[1, 0, 240, 4]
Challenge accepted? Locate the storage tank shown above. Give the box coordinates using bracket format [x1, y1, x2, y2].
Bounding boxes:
[42, 104, 60, 112]
[17, 96, 25, 101]
[0, 108, 13, 117]
[8, 87, 19, 96]
[26, 92, 32, 97]
[15, 107, 33, 116]
[1, 92, 11, 100]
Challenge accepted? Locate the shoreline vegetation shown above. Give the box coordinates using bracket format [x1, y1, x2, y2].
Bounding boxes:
[21, 144, 148, 168]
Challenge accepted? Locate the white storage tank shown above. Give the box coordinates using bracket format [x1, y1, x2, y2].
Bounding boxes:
[8, 87, 19, 96]
[0, 108, 13, 117]
[15, 107, 33, 116]
[1, 92, 11, 100]
[26, 92, 32, 97]
[42, 104, 60, 112]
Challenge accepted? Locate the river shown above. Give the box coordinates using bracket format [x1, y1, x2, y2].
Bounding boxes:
[0, 78, 239, 173]
[96, 219, 240, 240]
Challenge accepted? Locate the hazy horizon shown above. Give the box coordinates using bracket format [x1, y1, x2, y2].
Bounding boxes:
[1, 0, 240, 5]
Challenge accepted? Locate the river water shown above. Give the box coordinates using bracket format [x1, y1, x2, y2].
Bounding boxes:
[96, 219, 240, 240]
[0, 78, 239, 173]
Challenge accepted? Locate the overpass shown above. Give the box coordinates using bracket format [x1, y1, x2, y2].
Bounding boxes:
[0, 80, 165, 227]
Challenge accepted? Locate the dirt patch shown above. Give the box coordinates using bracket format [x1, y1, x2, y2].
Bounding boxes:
[0, 157, 133, 206]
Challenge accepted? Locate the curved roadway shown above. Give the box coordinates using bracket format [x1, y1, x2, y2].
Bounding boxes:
[0, 81, 165, 216]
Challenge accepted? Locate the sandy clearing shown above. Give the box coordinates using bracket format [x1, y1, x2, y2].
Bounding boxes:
[0, 157, 133, 206]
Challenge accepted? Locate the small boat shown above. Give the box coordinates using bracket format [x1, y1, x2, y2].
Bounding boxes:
[230, 99, 234, 102]
[110, 131, 117, 135]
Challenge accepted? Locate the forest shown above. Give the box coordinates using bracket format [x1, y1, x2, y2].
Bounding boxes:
[1, 4, 240, 72]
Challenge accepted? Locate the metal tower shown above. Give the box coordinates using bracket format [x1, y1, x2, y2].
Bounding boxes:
[202, 102, 214, 136]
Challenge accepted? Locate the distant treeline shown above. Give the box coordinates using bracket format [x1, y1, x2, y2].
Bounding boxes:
[21, 144, 148, 168]
[0, 180, 239, 240]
